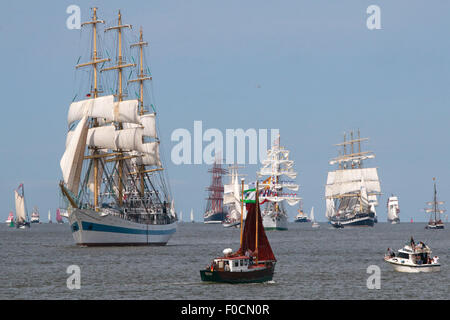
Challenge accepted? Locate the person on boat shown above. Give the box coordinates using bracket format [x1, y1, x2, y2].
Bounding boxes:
[410, 236, 415, 249]
[432, 256, 439, 264]
[386, 248, 395, 258]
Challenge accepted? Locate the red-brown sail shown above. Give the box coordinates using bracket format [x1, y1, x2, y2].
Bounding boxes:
[238, 202, 276, 262]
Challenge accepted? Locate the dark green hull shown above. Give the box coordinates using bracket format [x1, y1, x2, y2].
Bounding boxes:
[200, 266, 275, 284]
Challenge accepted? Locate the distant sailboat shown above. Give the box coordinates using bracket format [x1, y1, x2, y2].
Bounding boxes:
[6, 211, 14, 227]
[48, 210, 52, 224]
[179, 210, 183, 222]
[387, 195, 400, 224]
[311, 207, 320, 228]
[14, 184, 30, 229]
[191, 209, 195, 223]
[30, 206, 40, 224]
[424, 178, 445, 230]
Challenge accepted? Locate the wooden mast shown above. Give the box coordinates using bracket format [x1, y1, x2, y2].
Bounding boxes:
[102, 10, 135, 206]
[255, 181, 259, 264]
[240, 178, 244, 246]
[76, 8, 109, 212]
[129, 27, 152, 196]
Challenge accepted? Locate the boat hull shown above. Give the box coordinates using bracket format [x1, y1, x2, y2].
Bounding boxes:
[385, 260, 440, 273]
[204, 211, 227, 224]
[294, 217, 310, 223]
[200, 265, 275, 283]
[68, 209, 177, 246]
[330, 214, 375, 228]
[262, 214, 288, 231]
[425, 224, 444, 230]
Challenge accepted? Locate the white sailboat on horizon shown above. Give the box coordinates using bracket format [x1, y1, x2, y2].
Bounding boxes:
[311, 206, 320, 228]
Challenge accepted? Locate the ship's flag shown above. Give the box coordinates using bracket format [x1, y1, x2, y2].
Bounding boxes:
[242, 188, 267, 204]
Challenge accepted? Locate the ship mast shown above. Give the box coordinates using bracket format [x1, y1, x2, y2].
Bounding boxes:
[129, 27, 152, 195]
[76, 8, 109, 211]
[102, 10, 135, 206]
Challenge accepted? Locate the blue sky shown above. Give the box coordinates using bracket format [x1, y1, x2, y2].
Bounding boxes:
[0, 1, 449, 222]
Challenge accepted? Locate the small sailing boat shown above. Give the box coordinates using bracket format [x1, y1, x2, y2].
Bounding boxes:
[204, 159, 228, 224]
[384, 238, 440, 273]
[387, 195, 400, 224]
[424, 178, 445, 230]
[190, 209, 195, 223]
[30, 206, 40, 224]
[294, 200, 310, 223]
[179, 210, 183, 223]
[325, 130, 381, 228]
[6, 212, 14, 227]
[200, 181, 277, 283]
[310, 207, 320, 228]
[14, 184, 30, 229]
[48, 210, 52, 224]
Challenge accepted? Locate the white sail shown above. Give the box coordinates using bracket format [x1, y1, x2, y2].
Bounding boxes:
[310, 206, 315, 222]
[326, 198, 336, 218]
[114, 127, 145, 152]
[68, 96, 140, 126]
[137, 142, 162, 167]
[113, 100, 140, 124]
[86, 125, 116, 150]
[60, 115, 89, 194]
[68, 95, 114, 125]
[48, 210, 51, 221]
[190, 209, 194, 222]
[325, 168, 380, 198]
[387, 196, 400, 221]
[14, 190, 27, 223]
[139, 113, 157, 138]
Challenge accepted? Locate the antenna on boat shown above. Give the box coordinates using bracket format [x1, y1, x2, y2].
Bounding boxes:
[240, 178, 245, 247]
[255, 180, 259, 265]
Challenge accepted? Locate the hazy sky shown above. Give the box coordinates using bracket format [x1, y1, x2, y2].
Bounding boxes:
[0, 1, 449, 222]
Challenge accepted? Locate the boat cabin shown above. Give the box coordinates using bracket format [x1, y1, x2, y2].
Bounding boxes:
[212, 256, 252, 272]
[391, 244, 437, 265]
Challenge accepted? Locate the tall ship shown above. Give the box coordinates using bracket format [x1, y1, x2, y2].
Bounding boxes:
[30, 206, 40, 224]
[59, 8, 177, 246]
[223, 164, 247, 228]
[257, 136, 300, 230]
[294, 200, 310, 223]
[48, 210, 53, 224]
[14, 184, 30, 229]
[424, 178, 445, 230]
[325, 130, 381, 228]
[387, 195, 400, 224]
[204, 160, 228, 224]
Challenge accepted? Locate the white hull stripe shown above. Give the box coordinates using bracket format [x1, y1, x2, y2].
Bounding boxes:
[74, 221, 176, 235]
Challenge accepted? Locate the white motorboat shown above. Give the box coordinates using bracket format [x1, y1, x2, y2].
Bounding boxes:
[384, 240, 440, 273]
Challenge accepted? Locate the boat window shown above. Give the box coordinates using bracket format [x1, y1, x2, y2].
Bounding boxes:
[234, 261, 239, 267]
[397, 252, 409, 259]
[240, 260, 243, 266]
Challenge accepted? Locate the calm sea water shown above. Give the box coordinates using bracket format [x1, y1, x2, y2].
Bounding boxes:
[0, 222, 448, 300]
